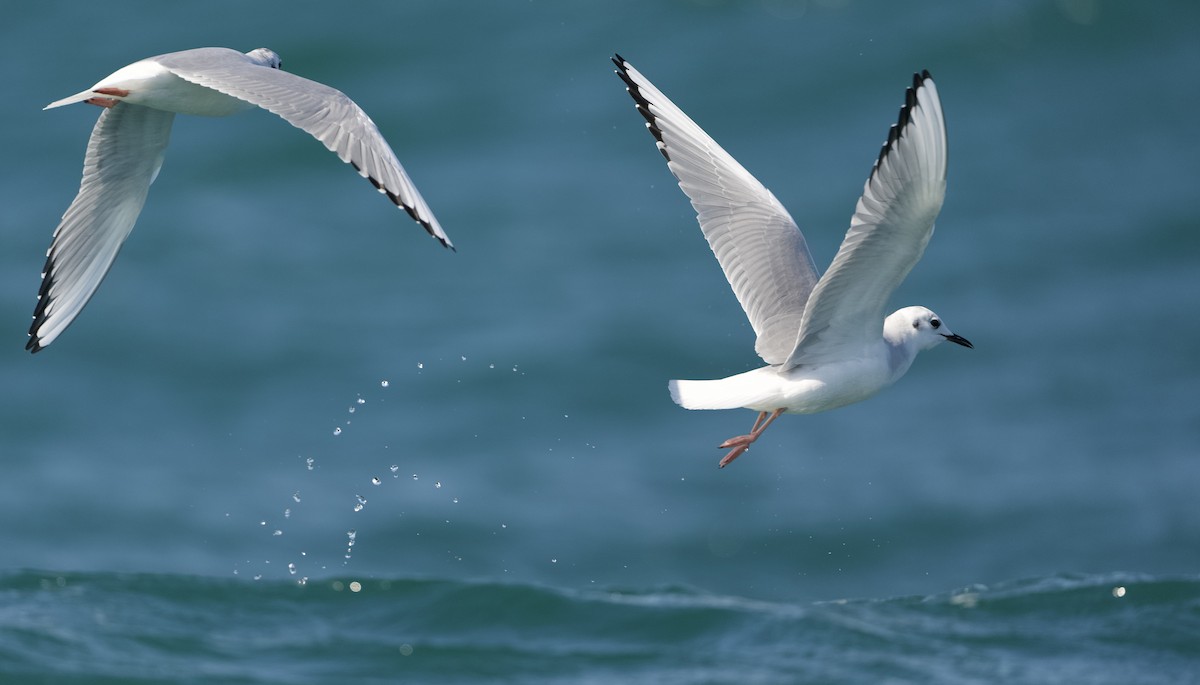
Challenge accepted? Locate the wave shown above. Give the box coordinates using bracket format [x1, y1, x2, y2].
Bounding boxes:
[0, 570, 1195, 684]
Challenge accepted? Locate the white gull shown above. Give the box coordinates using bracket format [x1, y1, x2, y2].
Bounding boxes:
[614, 55, 972, 468]
[28, 47, 451, 352]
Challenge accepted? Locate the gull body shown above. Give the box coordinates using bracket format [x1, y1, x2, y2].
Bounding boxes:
[614, 56, 972, 467]
[29, 47, 450, 353]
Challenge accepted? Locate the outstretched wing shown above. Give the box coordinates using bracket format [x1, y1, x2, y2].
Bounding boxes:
[785, 71, 947, 369]
[155, 48, 451, 249]
[614, 55, 820, 366]
[28, 104, 176, 352]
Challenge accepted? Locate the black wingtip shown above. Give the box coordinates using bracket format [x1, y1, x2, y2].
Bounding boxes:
[872, 69, 934, 172]
[26, 304, 46, 353]
[611, 53, 635, 92]
[611, 54, 671, 162]
[26, 256, 56, 354]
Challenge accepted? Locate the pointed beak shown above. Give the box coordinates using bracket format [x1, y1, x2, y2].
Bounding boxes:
[943, 333, 973, 349]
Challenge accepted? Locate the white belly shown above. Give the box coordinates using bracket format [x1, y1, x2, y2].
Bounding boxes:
[670, 354, 895, 415]
[773, 358, 893, 414]
[96, 60, 253, 117]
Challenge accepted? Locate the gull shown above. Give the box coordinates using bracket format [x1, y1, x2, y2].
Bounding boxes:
[613, 55, 972, 468]
[27, 47, 452, 353]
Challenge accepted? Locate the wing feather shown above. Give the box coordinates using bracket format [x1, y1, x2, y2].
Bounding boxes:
[28, 104, 176, 352]
[154, 48, 451, 248]
[614, 55, 819, 365]
[784, 72, 947, 369]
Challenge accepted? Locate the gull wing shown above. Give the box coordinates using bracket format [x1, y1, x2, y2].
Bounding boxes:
[28, 104, 175, 352]
[614, 55, 820, 366]
[154, 48, 451, 248]
[784, 72, 947, 369]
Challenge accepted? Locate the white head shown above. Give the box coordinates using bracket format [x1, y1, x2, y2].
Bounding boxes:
[246, 48, 282, 69]
[884, 306, 973, 353]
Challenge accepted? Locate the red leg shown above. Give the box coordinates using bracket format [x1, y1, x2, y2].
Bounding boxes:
[85, 87, 131, 108]
[749, 411, 768, 434]
[716, 408, 785, 468]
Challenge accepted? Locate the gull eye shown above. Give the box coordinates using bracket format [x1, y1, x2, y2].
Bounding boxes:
[931, 318, 941, 329]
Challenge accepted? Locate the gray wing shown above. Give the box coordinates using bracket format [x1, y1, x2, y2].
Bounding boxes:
[614, 55, 819, 366]
[154, 48, 451, 249]
[28, 104, 175, 352]
[784, 72, 947, 369]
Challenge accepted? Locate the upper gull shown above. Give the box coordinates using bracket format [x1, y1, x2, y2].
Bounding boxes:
[613, 55, 972, 468]
[27, 47, 451, 353]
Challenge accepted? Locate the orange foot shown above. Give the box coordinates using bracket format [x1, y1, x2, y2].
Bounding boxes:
[85, 87, 131, 108]
[716, 408, 784, 468]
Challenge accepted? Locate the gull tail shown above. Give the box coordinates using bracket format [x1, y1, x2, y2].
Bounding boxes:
[669, 369, 780, 411]
[670, 379, 734, 410]
[44, 89, 105, 110]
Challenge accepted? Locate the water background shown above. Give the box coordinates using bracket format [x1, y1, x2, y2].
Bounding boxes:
[1, 1, 1197, 682]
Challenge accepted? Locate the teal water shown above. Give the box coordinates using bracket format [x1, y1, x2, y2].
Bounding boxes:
[3, 571, 1197, 684]
[2, 0, 1198, 681]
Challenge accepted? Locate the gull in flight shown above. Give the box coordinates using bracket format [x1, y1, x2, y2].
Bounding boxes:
[613, 55, 972, 468]
[27, 47, 452, 353]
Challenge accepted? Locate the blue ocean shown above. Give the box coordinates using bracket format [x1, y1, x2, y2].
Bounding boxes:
[1, 1, 1197, 682]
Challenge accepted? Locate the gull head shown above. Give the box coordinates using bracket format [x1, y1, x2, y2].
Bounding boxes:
[245, 48, 282, 70]
[885, 306, 973, 353]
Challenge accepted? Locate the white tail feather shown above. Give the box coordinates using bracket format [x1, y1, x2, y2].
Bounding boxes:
[44, 89, 104, 110]
[669, 367, 783, 411]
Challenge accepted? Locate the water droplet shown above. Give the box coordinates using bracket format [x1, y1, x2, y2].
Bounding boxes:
[452, 497, 459, 504]
[551, 558, 558, 564]
[333, 427, 342, 436]
[417, 362, 424, 370]
[297, 577, 308, 586]
[371, 477, 382, 486]
[284, 508, 291, 519]
[380, 380, 390, 388]
[288, 563, 296, 575]
[348, 406, 356, 414]
[273, 530, 283, 536]
[353, 494, 367, 512]
[435, 481, 442, 489]
[357, 397, 366, 405]
[390, 465, 400, 477]
[305, 458, 315, 471]
[489, 363, 495, 369]
[412, 474, 419, 481]
[460, 355, 467, 361]
[292, 492, 301, 503]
